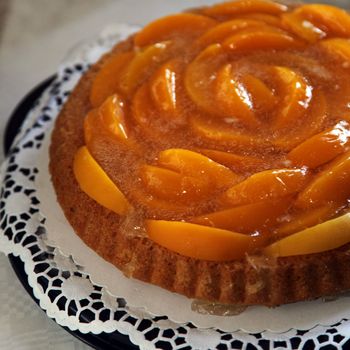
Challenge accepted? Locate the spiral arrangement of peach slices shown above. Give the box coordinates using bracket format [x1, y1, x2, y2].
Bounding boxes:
[73, 0, 350, 262]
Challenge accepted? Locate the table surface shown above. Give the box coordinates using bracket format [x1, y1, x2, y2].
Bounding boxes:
[1, 0, 350, 349]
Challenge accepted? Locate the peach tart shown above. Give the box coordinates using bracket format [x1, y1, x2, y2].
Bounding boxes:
[50, 0, 350, 306]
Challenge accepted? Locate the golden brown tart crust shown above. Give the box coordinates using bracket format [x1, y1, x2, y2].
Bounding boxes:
[49, 36, 350, 307]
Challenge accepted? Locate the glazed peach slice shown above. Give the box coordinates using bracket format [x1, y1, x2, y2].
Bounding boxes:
[145, 220, 254, 261]
[275, 204, 338, 238]
[264, 213, 350, 257]
[84, 94, 128, 149]
[158, 148, 239, 189]
[90, 52, 134, 107]
[140, 165, 209, 201]
[150, 60, 177, 113]
[192, 197, 291, 233]
[203, 0, 287, 17]
[118, 41, 172, 95]
[215, 64, 259, 128]
[222, 168, 310, 207]
[281, 12, 326, 43]
[132, 84, 180, 139]
[272, 91, 327, 151]
[288, 120, 350, 169]
[272, 66, 313, 130]
[185, 44, 226, 116]
[132, 83, 155, 126]
[223, 27, 302, 52]
[98, 94, 128, 139]
[199, 149, 267, 173]
[134, 13, 217, 47]
[190, 116, 271, 150]
[73, 146, 131, 215]
[241, 74, 276, 111]
[129, 185, 193, 216]
[195, 19, 264, 46]
[320, 39, 350, 63]
[240, 13, 287, 29]
[295, 4, 350, 37]
[296, 150, 350, 209]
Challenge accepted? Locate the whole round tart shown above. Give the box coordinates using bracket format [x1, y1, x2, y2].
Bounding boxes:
[50, 0, 350, 307]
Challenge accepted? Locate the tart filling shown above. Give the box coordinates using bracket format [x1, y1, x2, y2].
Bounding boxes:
[73, 0, 350, 262]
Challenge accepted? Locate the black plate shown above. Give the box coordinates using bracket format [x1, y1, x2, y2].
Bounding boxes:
[3, 77, 139, 350]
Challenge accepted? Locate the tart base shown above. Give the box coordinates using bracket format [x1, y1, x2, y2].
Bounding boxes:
[50, 37, 350, 307]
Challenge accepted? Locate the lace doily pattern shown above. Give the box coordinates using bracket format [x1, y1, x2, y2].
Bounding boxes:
[1, 36, 350, 350]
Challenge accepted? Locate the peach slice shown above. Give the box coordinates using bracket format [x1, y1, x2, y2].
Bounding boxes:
[275, 204, 338, 238]
[192, 197, 291, 233]
[73, 146, 131, 215]
[240, 13, 287, 29]
[158, 148, 239, 189]
[296, 150, 350, 209]
[272, 91, 327, 151]
[288, 120, 350, 168]
[132, 83, 155, 126]
[264, 213, 350, 257]
[222, 168, 310, 207]
[241, 74, 276, 111]
[140, 165, 209, 201]
[98, 94, 128, 140]
[295, 4, 350, 37]
[273, 52, 329, 79]
[185, 44, 226, 116]
[320, 38, 350, 62]
[134, 13, 217, 47]
[145, 220, 254, 261]
[203, 0, 287, 17]
[150, 60, 177, 112]
[223, 27, 302, 52]
[84, 94, 128, 150]
[132, 83, 180, 140]
[90, 52, 134, 107]
[272, 66, 313, 130]
[215, 64, 259, 128]
[199, 149, 266, 173]
[118, 41, 172, 95]
[129, 186, 191, 216]
[195, 19, 264, 46]
[281, 12, 326, 43]
[190, 116, 271, 150]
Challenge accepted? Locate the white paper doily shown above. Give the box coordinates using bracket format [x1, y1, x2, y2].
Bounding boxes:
[1, 24, 350, 350]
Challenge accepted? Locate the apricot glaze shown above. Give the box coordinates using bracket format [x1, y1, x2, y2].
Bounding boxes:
[74, 0, 350, 261]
